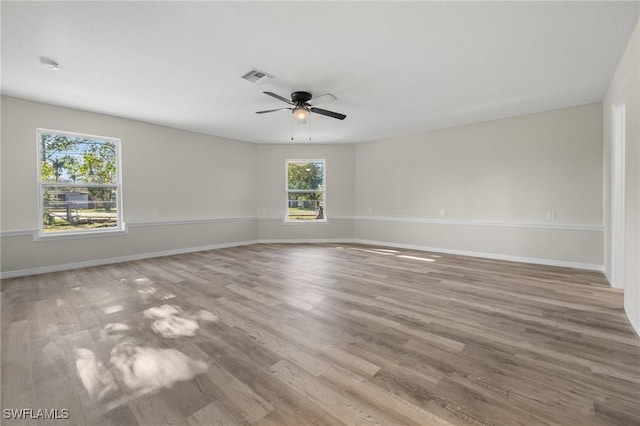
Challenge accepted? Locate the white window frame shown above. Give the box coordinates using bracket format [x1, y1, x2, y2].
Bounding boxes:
[36, 128, 125, 240]
[285, 159, 327, 223]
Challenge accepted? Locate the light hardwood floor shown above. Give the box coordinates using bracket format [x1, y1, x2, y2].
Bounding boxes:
[1, 243, 639, 425]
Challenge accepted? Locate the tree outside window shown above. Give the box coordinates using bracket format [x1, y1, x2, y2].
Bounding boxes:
[38, 129, 122, 234]
[286, 160, 326, 221]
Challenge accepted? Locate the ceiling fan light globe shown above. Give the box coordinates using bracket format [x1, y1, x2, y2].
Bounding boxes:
[293, 107, 309, 121]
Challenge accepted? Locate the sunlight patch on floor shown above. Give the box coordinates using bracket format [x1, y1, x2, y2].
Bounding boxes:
[347, 246, 437, 263]
[397, 255, 435, 262]
[110, 341, 208, 393]
[103, 305, 124, 314]
[151, 315, 200, 338]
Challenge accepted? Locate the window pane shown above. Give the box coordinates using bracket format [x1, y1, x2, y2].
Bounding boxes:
[287, 191, 324, 220]
[40, 133, 117, 184]
[287, 161, 324, 190]
[42, 186, 118, 232]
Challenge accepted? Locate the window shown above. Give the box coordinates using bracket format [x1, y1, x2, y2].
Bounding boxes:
[286, 160, 326, 222]
[37, 129, 123, 236]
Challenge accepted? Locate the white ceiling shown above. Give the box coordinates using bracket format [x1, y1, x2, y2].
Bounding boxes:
[2, 1, 639, 144]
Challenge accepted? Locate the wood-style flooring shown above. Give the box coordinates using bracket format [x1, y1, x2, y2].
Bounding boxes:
[1, 243, 639, 425]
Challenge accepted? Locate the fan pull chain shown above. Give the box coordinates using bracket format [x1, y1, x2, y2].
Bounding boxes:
[308, 117, 312, 141]
[290, 115, 294, 141]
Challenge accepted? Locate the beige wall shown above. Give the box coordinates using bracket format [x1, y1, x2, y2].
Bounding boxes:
[603, 18, 640, 335]
[0, 98, 357, 274]
[354, 103, 604, 268]
[255, 143, 355, 241]
[1, 97, 606, 276]
[1, 96, 258, 273]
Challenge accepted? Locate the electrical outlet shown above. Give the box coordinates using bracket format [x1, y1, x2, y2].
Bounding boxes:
[546, 210, 556, 220]
[440, 209, 446, 217]
[368, 207, 373, 214]
[152, 210, 158, 218]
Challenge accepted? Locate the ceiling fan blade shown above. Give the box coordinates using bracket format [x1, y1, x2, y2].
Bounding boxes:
[309, 93, 337, 106]
[256, 108, 292, 114]
[310, 107, 346, 120]
[263, 91, 294, 105]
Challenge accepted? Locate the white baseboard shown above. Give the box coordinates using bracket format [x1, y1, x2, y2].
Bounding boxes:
[257, 238, 354, 244]
[0, 240, 258, 279]
[352, 239, 604, 271]
[625, 299, 640, 337]
[1, 238, 604, 279]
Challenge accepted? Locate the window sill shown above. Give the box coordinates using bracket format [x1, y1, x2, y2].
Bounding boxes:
[283, 219, 328, 225]
[34, 224, 128, 241]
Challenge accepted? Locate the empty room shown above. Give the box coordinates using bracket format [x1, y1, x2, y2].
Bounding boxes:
[1, 1, 639, 425]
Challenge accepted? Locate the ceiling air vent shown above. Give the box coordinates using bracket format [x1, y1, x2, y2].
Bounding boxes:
[241, 68, 274, 85]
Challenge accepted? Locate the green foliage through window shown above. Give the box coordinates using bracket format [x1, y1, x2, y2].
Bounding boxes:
[286, 160, 325, 221]
[38, 130, 121, 234]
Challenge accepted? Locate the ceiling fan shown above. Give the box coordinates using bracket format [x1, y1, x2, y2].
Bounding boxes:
[256, 91, 346, 121]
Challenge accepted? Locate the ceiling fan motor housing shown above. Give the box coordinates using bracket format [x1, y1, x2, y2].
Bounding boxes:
[291, 91, 312, 104]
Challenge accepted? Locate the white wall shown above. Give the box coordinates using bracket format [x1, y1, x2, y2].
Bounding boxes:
[354, 104, 604, 269]
[255, 143, 355, 241]
[1, 96, 258, 275]
[603, 18, 640, 336]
